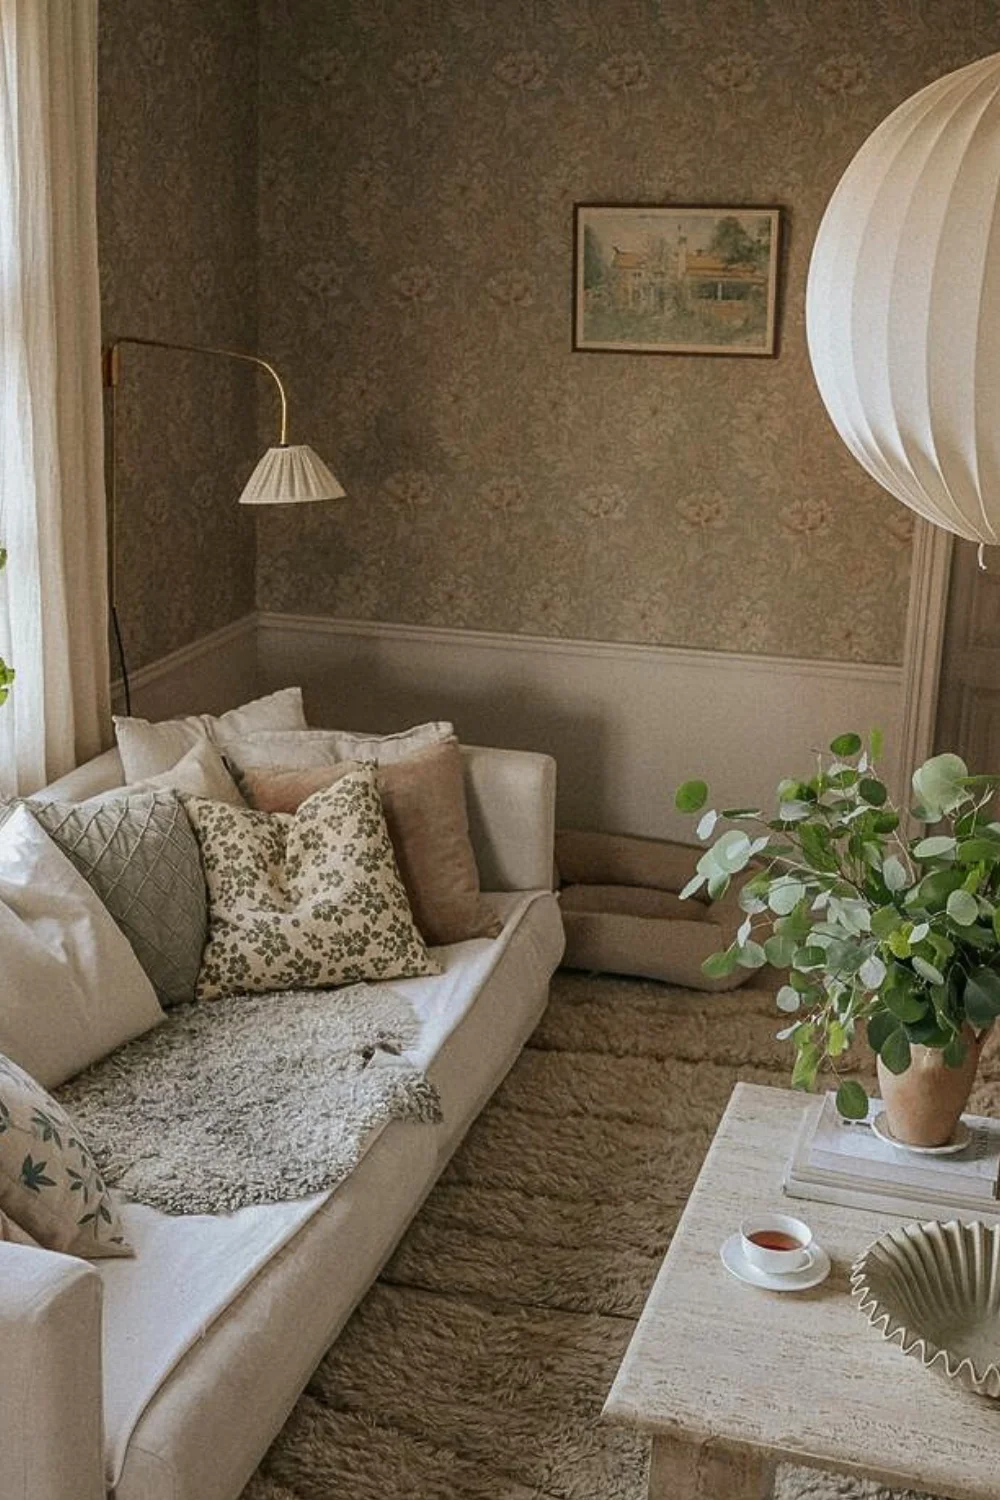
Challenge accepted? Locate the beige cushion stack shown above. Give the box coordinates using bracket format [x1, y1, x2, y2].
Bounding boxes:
[556, 827, 753, 991]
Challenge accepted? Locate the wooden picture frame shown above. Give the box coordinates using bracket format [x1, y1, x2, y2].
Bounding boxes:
[573, 204, 782, 357]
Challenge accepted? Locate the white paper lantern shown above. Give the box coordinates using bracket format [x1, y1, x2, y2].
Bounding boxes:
[807, 52, 1000, 546]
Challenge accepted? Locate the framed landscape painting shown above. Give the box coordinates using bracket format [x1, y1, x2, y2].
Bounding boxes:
[573, 205, 782, 356]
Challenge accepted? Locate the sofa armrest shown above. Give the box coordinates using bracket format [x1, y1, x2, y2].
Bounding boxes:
[0, 1245, 104, 1500]
[461, 746, 556, 892]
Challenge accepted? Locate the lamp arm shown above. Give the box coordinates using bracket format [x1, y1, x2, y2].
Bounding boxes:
[102, 335, 289, 445]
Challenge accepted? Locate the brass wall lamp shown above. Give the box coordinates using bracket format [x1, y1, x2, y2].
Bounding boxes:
[103, 335, 344, 712]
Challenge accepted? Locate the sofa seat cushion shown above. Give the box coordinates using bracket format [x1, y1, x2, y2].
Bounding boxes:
[98, 890, 564, 1496]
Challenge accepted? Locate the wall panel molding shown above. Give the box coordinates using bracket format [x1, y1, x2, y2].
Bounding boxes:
[258, 612, 903, 842]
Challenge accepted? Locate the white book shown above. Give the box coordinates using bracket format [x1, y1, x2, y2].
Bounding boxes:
[793, 1093, 1000, 1205]
[782, 1168, 1000, 1224]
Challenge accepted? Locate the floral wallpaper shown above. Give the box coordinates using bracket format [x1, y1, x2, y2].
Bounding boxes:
[255, 0, 1000, 666]
[97, 0, 258, 672]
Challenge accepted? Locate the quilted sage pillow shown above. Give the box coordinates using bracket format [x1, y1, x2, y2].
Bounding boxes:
[184, 767, 441, 1000]
[28, 793, 208, 1009]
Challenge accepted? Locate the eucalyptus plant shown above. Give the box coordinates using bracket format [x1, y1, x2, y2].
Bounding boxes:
[676, 733, 1000, 1121]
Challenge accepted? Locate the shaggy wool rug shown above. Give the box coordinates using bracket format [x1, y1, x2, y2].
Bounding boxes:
[242, 971, 1000, 1500]
[58, 983, 440, 1213]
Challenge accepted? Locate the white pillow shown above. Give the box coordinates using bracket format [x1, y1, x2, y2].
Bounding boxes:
[90, 739, 246, 808]
[114, 687, 307, 781]
[0, 807, 164, 1088]
[224, 720, 454, 772]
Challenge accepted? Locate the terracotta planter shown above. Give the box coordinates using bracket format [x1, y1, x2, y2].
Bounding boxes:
[877, 1026, 984, 1148]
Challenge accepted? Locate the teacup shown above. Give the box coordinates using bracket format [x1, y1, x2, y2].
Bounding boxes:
[740, 1213, 813, 1275]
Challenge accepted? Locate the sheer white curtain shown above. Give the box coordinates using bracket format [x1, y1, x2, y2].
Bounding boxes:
[0, 0, 109, 795]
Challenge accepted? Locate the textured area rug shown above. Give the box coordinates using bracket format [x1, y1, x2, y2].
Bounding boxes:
[58, 983, 440, 1213]
[243, 971, 1000, 1500]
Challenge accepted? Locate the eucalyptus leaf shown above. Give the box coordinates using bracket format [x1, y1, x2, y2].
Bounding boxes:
[879, 1027, 912, 1075]
[696, 809, 718, 841]
[912, 955, 945, 986]
[737, 940, 767, 970]
[882, 856, 908, 893]
[701, 947, 739, 979]
[676, 779, 709, 813]
[859, 954, 887, 990]
[946, 888, 979, 926]
[911, 753, 969, 821]
[791, 1042, 821, 1091]
[679, 873, 705, 900]
[867, 1008, 897, 1055]
[964, 968, 1000, 1027]
[943, 1036, 968, 1069]
[775, 985, 801, 1014]
[768, 879, 806, 916]
[836, 1080, 869, 1120]
[913, 835, 958, 860]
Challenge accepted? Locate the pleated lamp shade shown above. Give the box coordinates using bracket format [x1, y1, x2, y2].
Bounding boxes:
[238, 444, 345, 505]
[806, 51, 1000, 545]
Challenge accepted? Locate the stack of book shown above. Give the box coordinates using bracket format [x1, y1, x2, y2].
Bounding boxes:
[783, 1092, 1000, 1219]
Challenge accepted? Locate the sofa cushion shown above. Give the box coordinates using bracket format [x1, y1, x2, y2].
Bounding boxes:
[184, 768, 440, 1000]
[29, 793, 209, 1009]
[0, 806, 164, 1087]
[240, 740, 502, 945]
[223, 719, 454, 771]
[0, 1052, 133, 1257]
[98, 889, 564, 1499]
[114, 687, 307, 781]
[91, 740, 246, 809]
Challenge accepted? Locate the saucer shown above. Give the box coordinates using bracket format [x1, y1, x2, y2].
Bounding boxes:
[720, 1233, 831, 1292]
[871, 1111, 971, 1156]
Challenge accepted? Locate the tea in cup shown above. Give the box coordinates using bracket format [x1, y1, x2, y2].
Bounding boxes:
[740, 1214, 813, 1274]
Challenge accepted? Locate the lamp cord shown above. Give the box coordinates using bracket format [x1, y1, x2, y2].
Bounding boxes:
[111, 603, 132, 716]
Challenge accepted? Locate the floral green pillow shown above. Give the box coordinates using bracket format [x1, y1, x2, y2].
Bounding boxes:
[0, 1052, 132, 1258]
[184, 766, 441, 1001]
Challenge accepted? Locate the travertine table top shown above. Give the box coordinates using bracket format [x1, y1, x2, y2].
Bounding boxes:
[603, 1082, 1000, 1500]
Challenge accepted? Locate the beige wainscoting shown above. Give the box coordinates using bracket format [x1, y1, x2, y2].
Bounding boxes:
[256, 614, 903, 842]
[113, 611, 903, 839]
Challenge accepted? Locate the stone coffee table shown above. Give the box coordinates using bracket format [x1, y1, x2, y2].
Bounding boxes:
[603, 1082, 1000, 1499]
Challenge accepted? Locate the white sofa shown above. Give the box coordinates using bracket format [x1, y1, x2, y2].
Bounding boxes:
[0, 743, 564, 1500]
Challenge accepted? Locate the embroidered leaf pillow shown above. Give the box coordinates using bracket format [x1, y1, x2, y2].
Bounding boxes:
[0, 1052, 132, 1258]
[184, 767, 441, 1000]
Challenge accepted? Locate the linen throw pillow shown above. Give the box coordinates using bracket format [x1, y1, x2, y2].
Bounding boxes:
[0, 1052, 132, 1257]
[224, 720, 454, 772]
[114, 686, 307, 781]
[184, 768, 440, 1000]
[0, 806, 164, 1088]
[28, 792, 209, 1009]
[241, 740, 502, 945]
[90, 739, 246, 808]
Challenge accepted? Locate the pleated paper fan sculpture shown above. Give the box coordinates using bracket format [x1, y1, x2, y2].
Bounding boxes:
[807, 51, 1000, 546]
